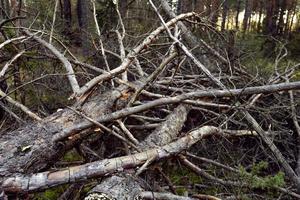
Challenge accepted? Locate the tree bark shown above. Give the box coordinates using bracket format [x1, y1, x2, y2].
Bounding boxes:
[2, 79, 300, 192]
[0, 0, 7, 19]
[119, 0, 128, 18]
[84, 104, 190, 199]
[264, 0, 279, 35]
[257, 0, 264, 33]
[193, 0, 204, 15]
[221, 0, 228, 31]
[63, 0, 72, 34]
[158, 0, 216, 70]
[0, 87, 123, 179]
[244, 111, 300, 192]
[77, 0, 90, 55]
[235, 0, 241, 30]
[0, 79, 7, 120]
[243, 0, 253, 33]
[2, 3, 300, 198]
[210, 0, 220, 27]
[277, 0, 286, 35]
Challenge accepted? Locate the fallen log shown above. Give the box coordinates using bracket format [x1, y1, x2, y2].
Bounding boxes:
[1, 3, 300, 199]
[1, 125, 260, 194]
[0, 88, 123, 178]
[53, 80, 300, 142]
[2, 105, 190, 193]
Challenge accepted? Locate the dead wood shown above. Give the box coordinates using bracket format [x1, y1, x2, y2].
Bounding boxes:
[0, 88, 123, 178]
[1, 1, 300, 199]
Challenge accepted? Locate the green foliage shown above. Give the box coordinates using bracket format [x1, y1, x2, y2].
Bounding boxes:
[167, 167, 203, 195]
[2, 27, 17, 38]
[25, 57, 41, 71]
[63, 149, 83, 162]
[287, 33, 300, 58]
[238, 33, 300, 78]
[169, 168, 202, 185]
[26, 0, 55, 26]
[237, 34, 273, 77]
[250, 161, 268, 175]
[176, 187, 188, 196]
[293, 71, 300, 80]
[239, 161, 285, 190]
[33, 185, 68, 200]
[168, 166, 224, 195]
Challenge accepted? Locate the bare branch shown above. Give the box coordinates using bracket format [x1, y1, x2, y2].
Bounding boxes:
[76, 12, 197, 97]
[0, 88, 41, 121]
[0, 50, 25, 77]
[49, 0, 59, 44]
[23, 30, 80, 94]
[148, 0, 226, 89]
[243, 111, 300, 191]
[0, 36, 26, 49]
[54, 80, 300, 141]
[2, 126, 255, 192]
[140, 191, 218, 200]
[128, 50, 178, 106]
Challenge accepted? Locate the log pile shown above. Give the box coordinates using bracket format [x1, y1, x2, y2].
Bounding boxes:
[1, 1, 300, 199]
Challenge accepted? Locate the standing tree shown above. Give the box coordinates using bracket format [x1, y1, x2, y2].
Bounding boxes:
[62, 0, 72, 35]
[221, 0, 229, 31]
[193, 0, 205, 15]
[211, 0, 221, 26]
[243, 0, 253, 33]
[77, 0, 90, 55]
[277, 0, 287, 35]
[264, 0, 279, 35]
[235, 0, 242, 30]
[256, 0, 264, 33]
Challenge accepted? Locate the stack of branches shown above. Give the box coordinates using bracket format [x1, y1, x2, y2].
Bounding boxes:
[1, 1, 300, 199]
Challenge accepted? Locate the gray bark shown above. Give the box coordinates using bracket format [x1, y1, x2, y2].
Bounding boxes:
[63, 0, 72, 33]
[85, 176, 143, 200]
[77, 0, 90, 55]
[244, 111, 300, 192]
[85, 104, 190, 199]
[158, 0, 213, 69]
[242, 0, 253, 33]
[0, 88, 123, 178]
[53, 80, 300, 142]
[221, 0, 228, 31]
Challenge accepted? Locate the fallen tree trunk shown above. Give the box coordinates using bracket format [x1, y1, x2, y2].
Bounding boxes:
[0, 87, 123, 177]
[85, 104, 190, 199]
[1, 124, 258, 193]
[2, 104, 190, 193]
[53, 80, 300, 142]
[1, 2, 300, 199]
[1, 81, 300, 194]
[0, 11, 197, 191]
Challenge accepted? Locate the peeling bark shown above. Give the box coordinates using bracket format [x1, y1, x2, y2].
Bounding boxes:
[85, 176, 143, 200]
[0, 88, 123, 178]
[84, 104, 190, 199]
